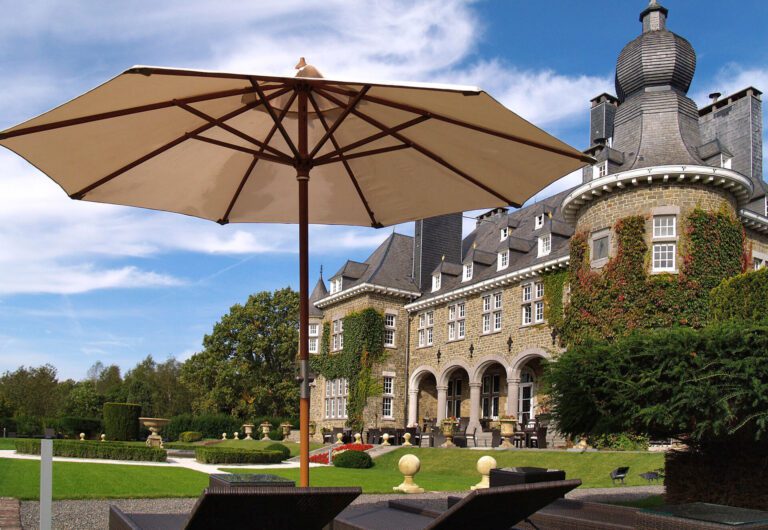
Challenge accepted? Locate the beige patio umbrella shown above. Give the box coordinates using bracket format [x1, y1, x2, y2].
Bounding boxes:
[0, 59, 591, 486]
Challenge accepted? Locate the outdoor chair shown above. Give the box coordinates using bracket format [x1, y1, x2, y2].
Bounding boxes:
[405, 426, 421, 446]
[322, 429, 333, 444]
[610, 466, 630, 485]
[490, 428, 501, 448]
[333, 479, 581, 530]
[639, 471, 662, 484]
[429, 427, 446, 448]
[109, 486, 361, 530]
[366, 429, 381, 445]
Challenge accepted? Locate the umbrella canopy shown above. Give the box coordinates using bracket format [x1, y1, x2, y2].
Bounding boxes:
[0, 60, 591, 487]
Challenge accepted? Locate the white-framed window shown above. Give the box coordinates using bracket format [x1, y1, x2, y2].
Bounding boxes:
[498, 249, 509, 270]
[538, 234, 551, 257]
[418, 311, 433, 347]
[325, 378, 348, 419]
[463, 263, 473, 282]
[382, 376, 394, 418]
[384, 313, 396, 347]
[534, 214, 545, 230]
[593, 161, 608, 179]
[592, 232, 610, 262]
[446, 377, 463, 418]
[522, 281, 544, 325]
[652, 243, 676, 272]
[329, 277, 342, 294]
[481, 373, 501, 419]
[432, 274, 441, 292]
[308, 323, 320, 353]
[332, 318, 344, 351]
[482, 292, 502, 333]
[653, 216, 676, 238]
[447, 301, 466, 341]
[721, 155, 732, 169]
[500, 227, 509, 241]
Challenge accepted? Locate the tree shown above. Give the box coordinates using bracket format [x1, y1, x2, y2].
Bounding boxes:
[0, 364, 60, 418]
[180, 288, 300, 418]
[64, 381, 102, 417]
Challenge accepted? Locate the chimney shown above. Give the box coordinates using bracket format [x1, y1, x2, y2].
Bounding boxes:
[709, 92, 721, 104]
[413, 213, 463, 291]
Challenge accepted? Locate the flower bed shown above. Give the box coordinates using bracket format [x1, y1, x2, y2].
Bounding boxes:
[309, 443, 373, 465]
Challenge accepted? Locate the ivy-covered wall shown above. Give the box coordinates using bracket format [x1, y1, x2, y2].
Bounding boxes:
[559, 207, 746, 345]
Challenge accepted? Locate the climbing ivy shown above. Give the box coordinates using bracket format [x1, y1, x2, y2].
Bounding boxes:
[310, 308, 386, 432]
[559, 207, 745, 345]
[542, 269, 567, 342]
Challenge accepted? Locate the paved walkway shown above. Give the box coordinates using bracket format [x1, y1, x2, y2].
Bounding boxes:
[0, 498, 21, 530]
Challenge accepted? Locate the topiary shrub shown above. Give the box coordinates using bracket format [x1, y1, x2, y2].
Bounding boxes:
[263, 443, 290, 461]
[103, 403, 141, 441]
[15, 439, 166, 462]
[710, 267, 768, 323]
[179, 431, 203, 443]
[333, 449, 373, 469]
[194, 447, 283, 465]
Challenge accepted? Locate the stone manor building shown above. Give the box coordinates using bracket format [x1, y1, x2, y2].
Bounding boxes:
[307, 1, 766, 445]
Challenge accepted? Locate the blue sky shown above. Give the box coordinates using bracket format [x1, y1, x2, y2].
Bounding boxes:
[0, 0, 766, 380]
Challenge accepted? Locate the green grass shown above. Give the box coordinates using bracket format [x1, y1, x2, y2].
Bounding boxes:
[215, 439, 323, 457]
[224, 448, 664, 493]
[0, 459, 208, 500]
[0, 438, 20, 450]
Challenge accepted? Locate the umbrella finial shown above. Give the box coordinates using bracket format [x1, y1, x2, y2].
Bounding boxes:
[295, 57, 307, 70]
[295, 58, 324, 79]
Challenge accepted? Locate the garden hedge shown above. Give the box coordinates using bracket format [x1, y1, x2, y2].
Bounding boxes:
[165, 414, 240, 441]
[14, 439, 166, 462]
[263, 443, 290, 461]
[194, 447, 283, 465]
[333, 450, 373, 469]
[179, 431, 203, 443]
[103, 403, 141, 441]
[710, 266, 768, 323]
[59, 417, 102, 438]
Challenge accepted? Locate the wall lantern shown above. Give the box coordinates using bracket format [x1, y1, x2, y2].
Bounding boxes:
[436, 348, 442, 364]
[507, 336, 514, 352]
[469, 343, 474, 359]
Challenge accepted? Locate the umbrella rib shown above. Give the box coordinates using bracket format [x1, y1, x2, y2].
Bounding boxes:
[250, 79, 301, 161]
[174, 101, 292, 162]
[219, 91, 299, 224]
[307, 85, 370, 160]
[314, 144, 411, 166]
[191, 135, 293, 165]
[320, 84, 594, 164]
[307, 91, 381, 228]
[313, 115, 430, 164]
[0, 86, 265, 141]
[70, 88, 292, 199]
[315, 88, 522, 208]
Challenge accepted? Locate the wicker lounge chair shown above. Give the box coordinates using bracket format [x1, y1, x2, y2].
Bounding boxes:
[109, 486, 361, 530]
[610, 466, 630, 485]
[333, 479, 581, 530]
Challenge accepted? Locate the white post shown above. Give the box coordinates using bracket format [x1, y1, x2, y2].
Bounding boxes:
[407, 389, 419, 426]
[40, 438, 52, 530]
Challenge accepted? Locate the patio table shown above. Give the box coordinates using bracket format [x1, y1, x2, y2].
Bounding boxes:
[209, 474, 295, 489]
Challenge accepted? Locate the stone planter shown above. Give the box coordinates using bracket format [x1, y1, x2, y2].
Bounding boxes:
[242, 424, 255, 440]
[280, 422, 292, 440]
[308, 422, 316, 437]
[138, 417, 170, 448]
[440, 419, 458, 448]
[260, 422, 272, 441]
[499, 418, 516, 449]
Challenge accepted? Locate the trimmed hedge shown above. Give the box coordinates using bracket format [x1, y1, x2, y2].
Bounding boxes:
[263, 443, 290, 461]
[14, 439, 166, 462]
[333, 450, 373, 469]
[165, 414, 240, 442]
[194, 447, 283, 465]
[710, 267, 768, 323]
[179, 431, 203, 443]
[163, 442, 200, 451]
[103, 403, 141, 441]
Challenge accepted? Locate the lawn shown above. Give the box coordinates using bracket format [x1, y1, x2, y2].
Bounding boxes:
[0, 438, 20, 450]
[0, 459, 208, 500]
[215, 439, 323, 457]
[224, 448, 665, 493]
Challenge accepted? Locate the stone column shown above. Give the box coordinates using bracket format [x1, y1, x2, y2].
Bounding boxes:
[506, 378, 520, 416]
[468, 382, 482, 433]
[407, 389, 419, 426]
[436, 385, 448, 421]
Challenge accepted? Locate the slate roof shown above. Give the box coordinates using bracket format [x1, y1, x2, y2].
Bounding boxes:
[309, 276, 328, 318]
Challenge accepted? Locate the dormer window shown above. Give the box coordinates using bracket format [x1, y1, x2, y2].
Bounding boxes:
[329, 277, 342, 294]
[463, 263, 473, 282]
[593, 161, 608, 180]
[534, 214, 544, 230]
[497, 250, 509, 270]
[500, 227, 509, 241]
[721, 155, 732, 169]
[538, 234, 551, 257]
[432, 274, 441, 292]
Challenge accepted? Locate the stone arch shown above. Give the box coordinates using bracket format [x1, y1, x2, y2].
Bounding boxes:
[438, 360, 472, 387]
[471, 354, 512, 385]
[510, 348, 552, 379]
[409, 365, 438, 390]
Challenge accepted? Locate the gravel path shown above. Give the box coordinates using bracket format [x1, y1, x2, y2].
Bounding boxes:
[20, 486, 663, 529]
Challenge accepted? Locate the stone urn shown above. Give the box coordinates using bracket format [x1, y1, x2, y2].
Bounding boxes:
[440, 418, 458, 448]
[499, 417, 516, 449]
[242, 424, 255, 440]
[280, 422, 292, 440]
[353, 432, 362, 444]
[139, 417, 170, 448]
[260, 422, 273, 441]
[308, 421, 317, 437]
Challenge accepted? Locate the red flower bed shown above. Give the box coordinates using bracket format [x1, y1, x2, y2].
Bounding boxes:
[309, 443, 373, 465]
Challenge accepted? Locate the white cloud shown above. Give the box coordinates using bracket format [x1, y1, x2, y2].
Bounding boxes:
[693, 64, 768, 106]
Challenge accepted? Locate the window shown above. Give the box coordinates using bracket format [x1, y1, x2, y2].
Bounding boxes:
[481, 373, 501, 419]
[325, 378, 348, 419]
[446, 378, 463, 418]
[432, 274, 441, 292]
[382, 376, 394, 418]
[652, 215, 677, 273]
[592, 234, 609, 261]
[538, 234, 551, 257]
[721, 155, 732, 169]
[498, 249, 509, 270]
[522, 281, 544, 325]
[384, 313, 396, 347]
[482, 292, 502, 333]
[329, 277, 342, 294]
[463, 262, 473, 282]
[308, 323, 320, 353]
[534, 214, 544, 230]
[500, 227, 509, 241]
[332, 318, 344, 351]
[754, 257, 765, 270]
[518, 370, 535, 424]
[447, 302, 466, 341]
[593, 161, 608, 179]
[418, 311, 433, 347]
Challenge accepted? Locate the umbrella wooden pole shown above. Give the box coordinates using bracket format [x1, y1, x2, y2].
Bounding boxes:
[297, 85, 310, 488]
